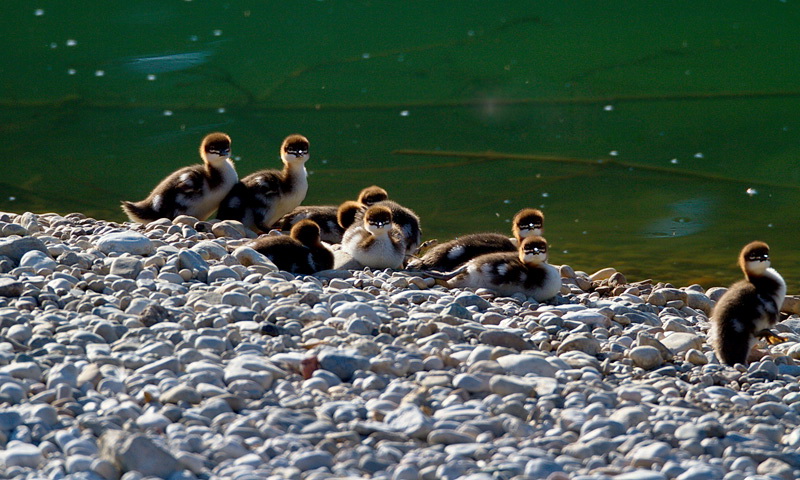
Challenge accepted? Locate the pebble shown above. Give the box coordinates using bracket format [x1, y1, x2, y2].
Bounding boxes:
[496, 354, 557, 377]
[96, 231, 155, 255]
[0, 236, 48, 263]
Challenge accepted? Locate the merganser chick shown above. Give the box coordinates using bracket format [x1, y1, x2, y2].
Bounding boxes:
[121, 132, 237, 223]
[277, 185, 390, 244]
[357, 185, 389, 205]
[341, 205, 406, 269]
[217, 134, 309, 232]
[710, 241, 787, 365]
[407, 207, 545, 271]
[449, 236, 561, 301]
[511, 208, 545, 245]
[336, 185, 391, 230]
[249, 219, 333, 274]
[343, 199, 421, 255]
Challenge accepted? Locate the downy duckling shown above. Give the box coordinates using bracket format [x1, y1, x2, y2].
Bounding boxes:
[710, 241, 787, 365]
[277, 185, 389, 244]
[341, 205, 406, 269]
[249, 219, 333, 274]
[407, 208, 545, 271]
[217, 134, 309, 232]
[341, 203, 421, 257]
[511, 208, 545, 245]
[449, 236, 561, 301]
[121, 132, 237, 223]
[336, 185, 391, 230]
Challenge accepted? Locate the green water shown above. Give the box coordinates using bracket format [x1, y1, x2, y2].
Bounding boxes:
[4, 1, 800, 288]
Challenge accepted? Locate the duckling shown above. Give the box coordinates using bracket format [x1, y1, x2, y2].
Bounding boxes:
[341, 205, 406, 269]
[121, 132, 237, 223]
[343, 201, 421, 256]
[336, 185, 391, 230]
[276, 185, 389, 244]
[511, 208, 545, 245]
[249, 219, 333, 274]
[407, 208, 544, 271]
[710, 241, 787, 365]
[217, 134, 309, 233]
[449, 236, 561, 301]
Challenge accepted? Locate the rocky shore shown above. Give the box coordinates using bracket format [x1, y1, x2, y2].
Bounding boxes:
[1, 211, 800, 480]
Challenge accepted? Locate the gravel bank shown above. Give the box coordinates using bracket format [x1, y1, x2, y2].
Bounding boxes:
[1, 211, 800, 480]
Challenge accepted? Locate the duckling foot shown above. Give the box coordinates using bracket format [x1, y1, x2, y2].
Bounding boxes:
[756, 329, 787, 345]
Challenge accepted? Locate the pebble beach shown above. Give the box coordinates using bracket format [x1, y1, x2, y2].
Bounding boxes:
[2, 211, 800, 480]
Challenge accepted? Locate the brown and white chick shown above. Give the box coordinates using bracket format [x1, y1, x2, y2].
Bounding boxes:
[341, 205, 406, 269]
[121, 132, 237, 223]
[217, 134, 309, 233]
[449, 235, 560, 301]
[710, 241, 787, 366]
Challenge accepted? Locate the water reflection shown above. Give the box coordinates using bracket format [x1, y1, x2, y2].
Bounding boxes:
[126, 51, 213, 74]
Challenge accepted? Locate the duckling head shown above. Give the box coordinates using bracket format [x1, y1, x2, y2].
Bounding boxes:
[519, 235, 548, 266]
[358, 185, 389, 206]
[281, 134, 310, 164]
[201, 132, 232, 166]
[512, 208, 544, 240]
[364, 205, 393, 235]
[739, 241, 771, 278]
[291, 219, 322, 247]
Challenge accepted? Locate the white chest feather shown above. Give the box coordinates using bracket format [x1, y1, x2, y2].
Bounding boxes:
[266, 166, 308, 226]
[343, 229, 404, 269]
[187, 160, 238, 219]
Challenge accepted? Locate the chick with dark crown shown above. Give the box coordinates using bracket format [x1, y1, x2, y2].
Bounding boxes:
[408, 208, 544, 271]
[449, 235, 560, 301]
[217, 134, 309, 233]
[710, 241, 787, 366]
[249, 219, 333, 274]
[341, 205, 406, 269]
[121, 132, 237, 223]
[276, 185, 389, 244]
[339, 194, 421, 257]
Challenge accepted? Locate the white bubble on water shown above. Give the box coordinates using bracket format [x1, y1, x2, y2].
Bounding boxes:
[746, 187, 758, 196]
[67, 68, 76, 75]
[94, 70, 105, 77]
[163, 110, 173, 116]
[399, 110, 409, 117]
[66, 39, 77, 47]
[503, 199, 511, 204]
[213, 29, 222, 36]
[670, 158, 678, 164]
[34, 9, 44, 16]
[147, 74, 157, 81]
[609, 150, 619, 156]
[217, 107, 226, 114]
[50, 42, 58, 49]
[694, 152, 704, 159]
[362, 53, 370, 59]
[541, 192, 549, 198]
[8, 197, 16, 201]
[603, 105, 614, 111]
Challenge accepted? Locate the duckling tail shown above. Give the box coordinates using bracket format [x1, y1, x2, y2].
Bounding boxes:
[121, 200, 158, 223]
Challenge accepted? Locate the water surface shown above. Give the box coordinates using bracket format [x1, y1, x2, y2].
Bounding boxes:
[4, 1, 800, 287]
